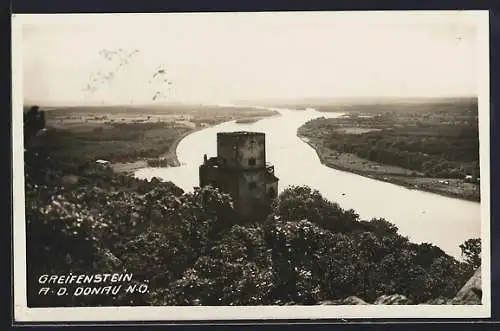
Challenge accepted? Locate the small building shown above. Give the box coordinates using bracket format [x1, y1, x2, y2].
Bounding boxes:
[199, 131, 279, 221]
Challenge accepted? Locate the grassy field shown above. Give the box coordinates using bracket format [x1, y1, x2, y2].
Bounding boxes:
[297, 98, 481, 202]
[32, 104, 279, 173]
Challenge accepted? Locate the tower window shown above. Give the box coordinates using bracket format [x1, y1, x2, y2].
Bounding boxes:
[249, 181, 257, 190]
[248, 157, 256, 166]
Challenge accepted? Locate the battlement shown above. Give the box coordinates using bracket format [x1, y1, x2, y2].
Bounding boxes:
[217, 131, 265, 137]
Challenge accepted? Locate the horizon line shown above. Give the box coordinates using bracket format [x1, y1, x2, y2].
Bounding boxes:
[23, 95, 478, 109]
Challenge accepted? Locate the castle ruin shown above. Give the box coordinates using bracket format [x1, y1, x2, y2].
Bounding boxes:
[199, 131, 279, 220]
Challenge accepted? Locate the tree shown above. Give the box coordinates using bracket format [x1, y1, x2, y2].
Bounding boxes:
[25, 193, 109, 307]
[460, 238, 481, 270]
[24, 105, 46, 148]
[274, 186, 359, 233]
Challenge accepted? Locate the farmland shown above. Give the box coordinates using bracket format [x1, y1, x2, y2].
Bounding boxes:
[30, 104, 279, 173]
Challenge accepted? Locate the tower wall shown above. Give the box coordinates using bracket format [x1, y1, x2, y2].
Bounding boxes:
[217, 132, 266, 170]
[235, 170, 270, 219]
[199, 164, 219, 187]
[200, 131, 278, 222]
[238, 170, 267, 202]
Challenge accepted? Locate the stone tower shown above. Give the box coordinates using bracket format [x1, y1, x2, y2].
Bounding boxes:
[199, 131, 279, 221]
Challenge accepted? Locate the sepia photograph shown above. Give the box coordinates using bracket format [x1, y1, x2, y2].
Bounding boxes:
[12, 10, 491, 322]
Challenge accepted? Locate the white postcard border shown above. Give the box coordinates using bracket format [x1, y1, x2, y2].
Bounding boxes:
[11, 11, 492, 322]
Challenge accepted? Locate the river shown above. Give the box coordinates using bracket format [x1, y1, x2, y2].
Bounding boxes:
[135, 107, 481, 259]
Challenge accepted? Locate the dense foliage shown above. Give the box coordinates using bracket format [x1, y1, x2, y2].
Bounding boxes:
[298, 100, 480, 179]
[323, 125, 479, 179]
[24, 129, 479, 307]
[459, 238, 482, 270]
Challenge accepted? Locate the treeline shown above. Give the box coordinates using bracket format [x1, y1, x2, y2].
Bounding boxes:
[24, 131, 480, 307]
[301, 117, 480, 179]
[146, 157, 175, 167]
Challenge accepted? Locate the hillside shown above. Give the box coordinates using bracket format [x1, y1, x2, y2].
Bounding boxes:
[24, 113, 481, 307]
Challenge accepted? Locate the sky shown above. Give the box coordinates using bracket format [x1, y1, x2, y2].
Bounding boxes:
[17, 11, 486, 106]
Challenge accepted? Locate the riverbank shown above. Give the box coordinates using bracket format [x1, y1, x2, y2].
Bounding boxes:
[107, 126, 199, 175]
[109, 160, 149, 175]
[110, 125, 224, 175]
[160, 125, 206, 166]
[299, 135, 480, 202]
[296, 98, 480, 202]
